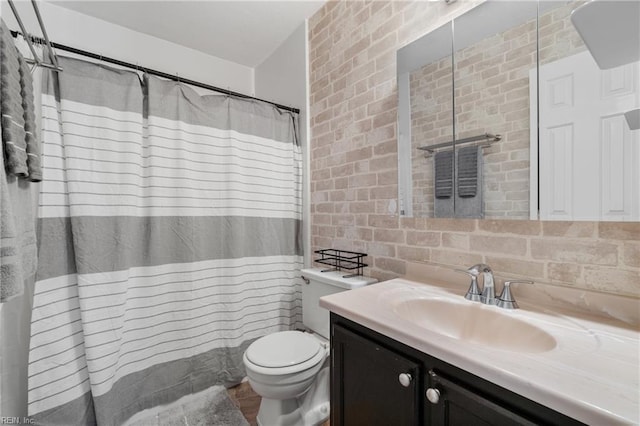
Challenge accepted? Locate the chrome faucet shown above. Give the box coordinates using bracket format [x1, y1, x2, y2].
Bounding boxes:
[455, 264, 495, 304]
[456, 264, 533, 309]
[469, 264, 497, 305]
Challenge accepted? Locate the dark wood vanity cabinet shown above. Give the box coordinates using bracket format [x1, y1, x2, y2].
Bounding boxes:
[330, 313, 585, 426]
[332, 322, 424, 425]
[428, 370, 538, 426]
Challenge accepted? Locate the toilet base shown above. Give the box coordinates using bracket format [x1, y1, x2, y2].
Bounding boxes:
[255, 366, 330, 426]
[256, 397, 302, 426]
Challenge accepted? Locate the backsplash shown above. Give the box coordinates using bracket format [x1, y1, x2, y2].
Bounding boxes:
[308, 1, 639, 297]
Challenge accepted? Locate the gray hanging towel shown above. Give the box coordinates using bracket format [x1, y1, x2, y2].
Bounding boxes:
[434, 149, 454, 217]
[455, 145, 484, 219]
[0, 153, 24, 302]
[434, 149, 453, 198]
[457, 145, 479, 197]
[0, 20, 28, 177]
[19, 52, 41, 181]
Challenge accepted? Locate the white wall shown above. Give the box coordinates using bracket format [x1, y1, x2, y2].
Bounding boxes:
[255, 22, 306, 112]
[2, 0, 254, 94]
[254, 22, 310, 266]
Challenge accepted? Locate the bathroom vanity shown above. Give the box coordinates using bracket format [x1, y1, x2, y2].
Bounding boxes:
[331, 314, 581, 426]
[320, 275, 639, 425]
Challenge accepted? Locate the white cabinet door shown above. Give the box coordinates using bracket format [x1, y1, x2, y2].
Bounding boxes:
[537, 50, 639, 221]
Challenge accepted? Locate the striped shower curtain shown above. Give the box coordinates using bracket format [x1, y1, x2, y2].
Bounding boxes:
[27, 57, 303, 425]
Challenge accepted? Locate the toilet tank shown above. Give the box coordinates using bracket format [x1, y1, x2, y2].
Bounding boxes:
[300, 268, 377, 339]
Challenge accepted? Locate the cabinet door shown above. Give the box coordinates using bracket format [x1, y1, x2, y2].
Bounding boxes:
[428, 370, 537, 426]
[331, 324, 423, 426]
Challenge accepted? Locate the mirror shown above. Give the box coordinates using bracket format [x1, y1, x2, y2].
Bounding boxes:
[397, 0, 640, 221]
[397, 1, 538, 219]
[397, 22, 454, 218]
[453, 1, 538, 219]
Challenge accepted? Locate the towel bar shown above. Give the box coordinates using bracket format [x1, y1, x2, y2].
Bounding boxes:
[418, 133, 501, 156]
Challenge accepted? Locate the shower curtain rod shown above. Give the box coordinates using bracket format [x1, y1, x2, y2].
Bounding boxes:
[10, 30, 300, 114]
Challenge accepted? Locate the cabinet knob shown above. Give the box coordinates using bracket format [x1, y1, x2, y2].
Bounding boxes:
[426, 387, 440, 404]
[398, 373, 413, 387]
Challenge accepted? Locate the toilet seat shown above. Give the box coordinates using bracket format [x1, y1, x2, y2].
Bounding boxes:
[246, 331, 321, 368]
[245, 331, 326, 376]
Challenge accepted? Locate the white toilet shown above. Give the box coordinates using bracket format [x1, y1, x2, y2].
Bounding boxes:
[242, 267, 376, 426]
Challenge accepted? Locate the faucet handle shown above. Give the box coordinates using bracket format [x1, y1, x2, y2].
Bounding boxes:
[454, 269, 482, 302]
[467, 264, 492, 275]
[496, 280, 533, 310]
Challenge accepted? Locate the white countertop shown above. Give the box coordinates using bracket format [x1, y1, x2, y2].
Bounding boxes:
[320, 278, 640, 425]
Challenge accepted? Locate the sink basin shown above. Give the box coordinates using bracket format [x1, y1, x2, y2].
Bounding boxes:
[393, 297, 557, 353]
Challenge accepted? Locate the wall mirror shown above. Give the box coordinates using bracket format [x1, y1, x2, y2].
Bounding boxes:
[397, 0, 640, 221]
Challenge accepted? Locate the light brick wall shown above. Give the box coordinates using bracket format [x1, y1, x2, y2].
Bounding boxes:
[410, 58, 452, 217]
[308, 0, 639, 297]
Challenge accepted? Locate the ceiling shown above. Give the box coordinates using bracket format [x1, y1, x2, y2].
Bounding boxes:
[49, 1, 325, 68]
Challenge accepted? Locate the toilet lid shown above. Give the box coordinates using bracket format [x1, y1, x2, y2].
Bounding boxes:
[245, 331, 321, 368]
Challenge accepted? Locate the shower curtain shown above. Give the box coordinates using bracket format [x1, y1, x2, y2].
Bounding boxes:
[27, 56, 303, 425]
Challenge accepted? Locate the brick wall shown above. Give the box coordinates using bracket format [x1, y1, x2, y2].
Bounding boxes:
[410, 58, 452, 217]
[308, 0, 639, 297]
